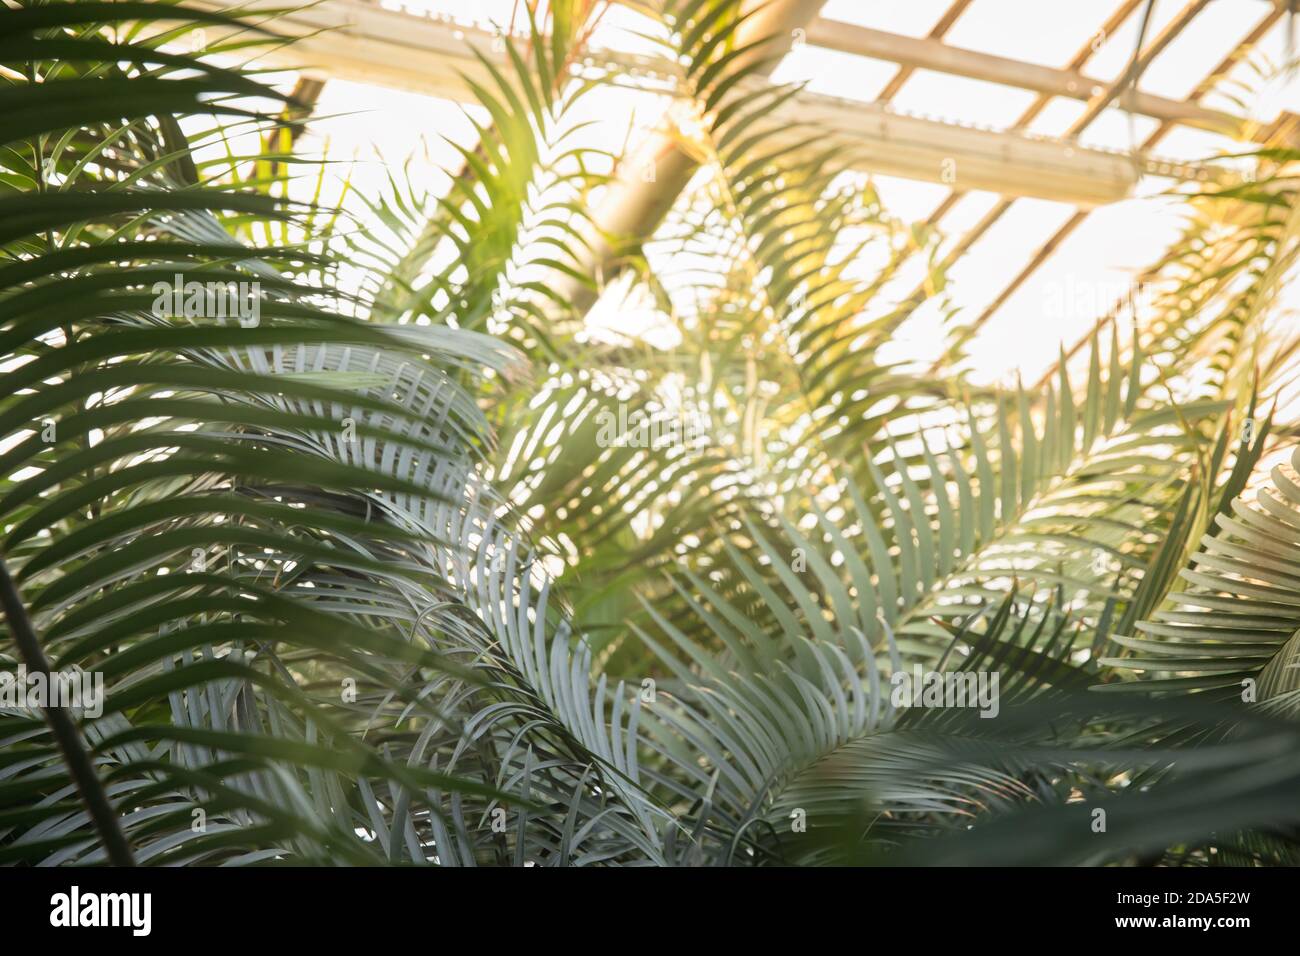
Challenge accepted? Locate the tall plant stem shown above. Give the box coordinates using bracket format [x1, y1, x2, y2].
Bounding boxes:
[0, 557, 135, 866]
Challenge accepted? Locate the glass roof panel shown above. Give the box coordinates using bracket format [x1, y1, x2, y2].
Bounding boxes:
[887, 69, 1041, 130]
[1079, 0, 1187, 82]
[869, 176, 954, 224]
[1137, 0, 1263, 98]
[1074, 106, 1160, 150]
[945, 0, 1116, 68]
[935, 191, 1006, 234]
[966, 193, 1188, 383]
[770, 48, 898, 101]
[819, 0, 957, 38]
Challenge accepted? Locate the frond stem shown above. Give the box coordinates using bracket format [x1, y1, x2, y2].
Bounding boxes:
[0, 557, 135, 866]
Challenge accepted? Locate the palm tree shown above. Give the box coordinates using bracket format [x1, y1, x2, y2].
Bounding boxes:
[3, 0, 1300, 867]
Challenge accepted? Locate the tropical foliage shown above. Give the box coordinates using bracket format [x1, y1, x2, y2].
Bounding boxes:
[2, 0, 1300, 866]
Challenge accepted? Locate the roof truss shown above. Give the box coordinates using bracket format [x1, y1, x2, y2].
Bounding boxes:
[187, 0, 1288, 336]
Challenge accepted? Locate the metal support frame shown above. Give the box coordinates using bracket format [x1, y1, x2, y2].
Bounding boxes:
[965, 1, 1284, 356]
[188, 0, 1237, 205]
[183, 0, 1283, 340]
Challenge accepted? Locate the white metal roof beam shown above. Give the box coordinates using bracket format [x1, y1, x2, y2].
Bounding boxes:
[760, 87, 1218, 205]
[187, 0, 516, 102]
[186, 0, 1212, 205]
[803, 16, 1248, 140]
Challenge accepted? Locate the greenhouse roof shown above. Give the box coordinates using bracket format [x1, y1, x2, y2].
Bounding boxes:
[197, 0, 1300, 383]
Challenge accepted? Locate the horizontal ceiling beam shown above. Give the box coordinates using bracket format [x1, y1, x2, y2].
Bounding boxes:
[803, 17, 1250, 140]
[186, 0, 1223, 204]
[187, 0, 515, 102]
[763, 86, 1144, 204]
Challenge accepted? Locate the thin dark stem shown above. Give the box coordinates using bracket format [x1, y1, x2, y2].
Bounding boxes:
[0, 557, 135, 866]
